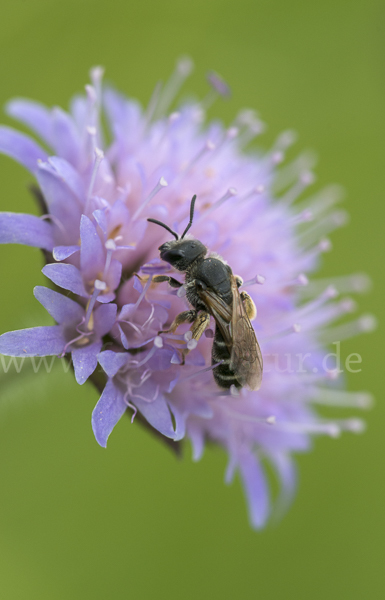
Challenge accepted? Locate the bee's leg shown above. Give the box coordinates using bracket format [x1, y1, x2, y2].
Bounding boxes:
[159, 310, 197, 334]
[234, 275, 243, 288]
[190, 311, 211, 342]
[180, 311, 211, 364]
[240, 291, 257, 320]
[152, 275, 183, 289]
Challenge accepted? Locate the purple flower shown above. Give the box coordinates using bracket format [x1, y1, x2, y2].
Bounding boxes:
[0, 61, 375, 528]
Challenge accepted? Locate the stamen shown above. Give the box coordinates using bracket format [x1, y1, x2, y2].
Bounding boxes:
[155, 56, 194, 117]
[241, 274, 266, 287]
[274, 420, 341, 437]
[207, 71, 231, 98]
[261, 323, 301, 343]
[270, 273, 308, 290]
[291, 286, 338, 321]
[130, 338, 164, 369]
[338, 418, 366, 433]
[272, 151, 317, 193]
[200, 71, 231, 111]
[159, 112, 181, 144]
[319, 313, 377, 344]
[123, 390, 138, 424]
[84, 279, 106, 328]
[103, 239, 116, 279]
[179, 360, 224, 382]
[296, 238, 332, 267]
[237, 120, 265, 148]
[84, 147, 104, 215]
[184, 140, 216, 172]
[59, 330, 90, 357]
[290, 209, 313, 224]
[301, 273, 372, 297]
[296, 184, 344, 217]
[145, 81, 162, 127]
[133, 177, 168, 219]
[222, 408, 276, 426]
[200, 187, 237, 218]
[279, 172, 315, 206]
[310, 389, 374, 409]
[298, 210, 349, 245]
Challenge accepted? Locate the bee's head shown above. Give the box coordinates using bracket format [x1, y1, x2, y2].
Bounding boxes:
[147, 194, 206, 271]
[158, 238, 207, 271]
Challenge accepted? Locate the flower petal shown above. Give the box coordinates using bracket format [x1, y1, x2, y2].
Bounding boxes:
[93, 303, 117, 337]
[0, 212, 54, 251]
[36, 161, 82, 245]
[133, 395, 176, 439]
[0, 326, 65, 357]
[72, 341, 101, 385]
[80, 215, 105, 281]
[0, 125, 48, 172]
[92, 378, 127, 447]
[52, 245, 80, 260]
[34, 286, 84, 325]
[48, 156, 86, 202]
[98, 350, 128, 378]
[51, 108, 81, 167]
[6, 98, 54, 147]
[42, 263, 88, 297]
[238, 450, 270, 529]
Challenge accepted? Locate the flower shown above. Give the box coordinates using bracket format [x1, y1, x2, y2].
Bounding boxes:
[0, 60, 375, 528]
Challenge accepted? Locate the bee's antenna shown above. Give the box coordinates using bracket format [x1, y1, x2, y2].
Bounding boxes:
[147, 218, 179, 240]
[181, 194, 197, 239]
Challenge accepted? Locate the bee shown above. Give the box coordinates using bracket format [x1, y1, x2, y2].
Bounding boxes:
[147, 195, 263, 391]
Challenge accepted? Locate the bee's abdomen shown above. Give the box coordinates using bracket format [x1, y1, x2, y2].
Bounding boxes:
[211, 327, 241, 390]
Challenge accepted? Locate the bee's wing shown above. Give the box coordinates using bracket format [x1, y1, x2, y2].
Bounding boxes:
[229, 276, 263, 391]
[196, 287, 233, 351]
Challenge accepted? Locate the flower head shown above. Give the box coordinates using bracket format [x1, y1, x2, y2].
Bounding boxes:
[0, 60, 375, 528]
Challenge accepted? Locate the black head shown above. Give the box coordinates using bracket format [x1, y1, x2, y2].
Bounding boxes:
[147, 194, 207, 271]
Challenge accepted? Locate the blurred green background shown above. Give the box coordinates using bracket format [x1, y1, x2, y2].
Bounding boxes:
[0, 0, 383, 598]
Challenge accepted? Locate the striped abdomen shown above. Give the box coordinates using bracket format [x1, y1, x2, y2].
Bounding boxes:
[212, 327, 241, 390]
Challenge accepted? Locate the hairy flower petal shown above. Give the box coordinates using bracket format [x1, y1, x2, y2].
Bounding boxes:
[0, 125, 47, 172]
[33, 286, 84, 324]
[80, 215, 105, 280]
[72, 341, 102, 385]
[0, 326, 65, 357]
[42, 263, 88, 297]
[133, 395, 177, 440]
[238, 450, 270, 529]
[0, 212, 54, 250]
[92, 378, 127, 447]
[98, 350, 128, 378]
[6, 98, 54, 147]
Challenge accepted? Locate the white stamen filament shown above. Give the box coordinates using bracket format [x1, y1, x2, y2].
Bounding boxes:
[242, 274, 266, 287]
[318, 314, 377, 344]
[84, 279, 106, 328]
[280, 173, 315, 206]
[179, 361, 224, 382]
[84, 147, 104, 215]
[274, 420, 341, 437]
[273, 151, 317, 193]
[298, 210, 349, 245]
[261, 324, 301, 343]
[133, 177, 168, 219]
[185, 140, 216, 172]
[310, 389, 373, 409]
[222, 408, 276, 426]
[155, 56, 194, 117]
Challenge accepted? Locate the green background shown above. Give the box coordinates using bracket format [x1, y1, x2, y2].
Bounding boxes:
[0, 0, 383, 598]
